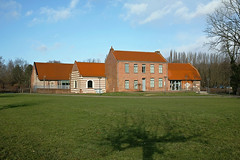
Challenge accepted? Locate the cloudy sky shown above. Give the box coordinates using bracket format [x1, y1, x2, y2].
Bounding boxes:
[0, 0, 223, 64]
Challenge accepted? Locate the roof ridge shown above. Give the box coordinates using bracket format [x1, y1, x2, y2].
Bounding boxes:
[76, 62, 104, 64]
[114, 50, 156, 53]
[34, 62, 73, 65]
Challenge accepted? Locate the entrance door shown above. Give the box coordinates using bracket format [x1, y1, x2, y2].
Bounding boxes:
[142, 78, 146, 91]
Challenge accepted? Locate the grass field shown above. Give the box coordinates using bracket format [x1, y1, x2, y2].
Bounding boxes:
[0, 93, 240, 160]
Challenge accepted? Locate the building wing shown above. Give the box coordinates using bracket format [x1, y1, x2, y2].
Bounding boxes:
[76, 62, 105, 77]
[34, 62, 73, 81]
[168, 63, 201, 80]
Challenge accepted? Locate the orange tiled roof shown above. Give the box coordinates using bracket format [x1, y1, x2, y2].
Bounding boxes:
[112, 50, 167, 62]
[168, 63, 201, 80]
[76, 62, 105, 77]
[34, 62, 73, 80]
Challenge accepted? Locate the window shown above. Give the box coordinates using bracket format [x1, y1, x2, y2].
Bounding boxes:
[125, 63, 129, 73]
[134, 64, 138, 73]
[142, 64, 146, 73]
[170, 81, 181, 91]
[125, 80, 129, 89]
[150, 78, 154, 88]
[74, 81, 77, 89]
[134, 80, 138, 89]
[150, 64, 154, 73]
[87, 80, 93, 88]
[159, 64, 163, 73]
[159, 78, 163, 88]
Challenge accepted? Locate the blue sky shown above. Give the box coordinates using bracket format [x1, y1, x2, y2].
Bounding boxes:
[0, 0, 223, 64]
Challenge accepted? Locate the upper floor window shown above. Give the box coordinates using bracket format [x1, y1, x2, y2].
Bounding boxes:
[125, 63, 129, 73]
[159, 64, 163, 73]
[142, 64, 146, 73]
[125, 80, 129, 89]
[150, 78, 154, 88]
[87, 80, 93, 88]
[150, 64, 154, 73]
[134, 64, 138, 73]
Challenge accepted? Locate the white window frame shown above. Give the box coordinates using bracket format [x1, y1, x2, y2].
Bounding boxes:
[86, 80, 94, 88]
[125, 63, 129, 73]
[142, 64, 146, 73]
[159, 78, 163, 88]
[125, 80, 129, 89]
[134, 64, 138, 73]
[150, 64, 154, 73]
[150, 78, 154, 88]
[74, 80, 77, 89]
[134, 80, 138, 89]
[159, 64, 163, 74]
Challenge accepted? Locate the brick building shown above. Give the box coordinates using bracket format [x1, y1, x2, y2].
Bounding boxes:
[105, 47, 201, 92]
[31, 47, 201, 93]
[105, 47, 169, 92]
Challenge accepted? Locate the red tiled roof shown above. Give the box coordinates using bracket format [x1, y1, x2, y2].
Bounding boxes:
[76, 62, 105, 77]
[34, 62, 73, 80]
[112, 50, 167, 62]
[168, 63, 201, 80]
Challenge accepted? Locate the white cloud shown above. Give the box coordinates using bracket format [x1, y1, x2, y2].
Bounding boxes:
[0, 0, 21, 19]
[36, 44, 48, 52]
[124, 3, 148, 15]
[32, 0, 79, 23]
[140, 2, 182, 24]
[25, 10, 33, 16]
[121, 0, 224, 24]
[69, 0, 79, 9]
[35, 42, 62, 52]
[175, 0, 223, 20]
[175, 36, 210, 53]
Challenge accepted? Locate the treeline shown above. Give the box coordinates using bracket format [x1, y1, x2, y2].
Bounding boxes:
[168, 50, 232, 88]
[0, 57, 32, 92]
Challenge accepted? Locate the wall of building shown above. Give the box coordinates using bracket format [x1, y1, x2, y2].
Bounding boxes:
[71, 70, 106, 93]
[105, 50, 118, 92]
[117, 61, 169, 92]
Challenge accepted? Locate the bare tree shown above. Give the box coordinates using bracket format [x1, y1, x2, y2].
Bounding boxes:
[205, 0, 240, 94]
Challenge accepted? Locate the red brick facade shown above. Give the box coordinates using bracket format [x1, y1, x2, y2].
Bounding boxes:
[105, 48, 170, 92]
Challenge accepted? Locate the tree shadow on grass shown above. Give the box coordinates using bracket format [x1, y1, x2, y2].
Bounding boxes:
[0, 102, 37, 111]
[101, 112, 206, 160]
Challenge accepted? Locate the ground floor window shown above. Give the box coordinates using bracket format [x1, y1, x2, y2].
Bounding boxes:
[150, 78, 154, 88]
[170, 81, 181, 91]
[159, 78, 163, 88]
[125, 80, 129, 89]
[87, 80, 93, 88]
[58, 80, 70, 89]
[74, 81, 77, 89]
[134, 80, 138, 89]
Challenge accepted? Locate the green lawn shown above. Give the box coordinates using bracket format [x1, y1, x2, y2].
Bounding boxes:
[0, 94, 239, 160]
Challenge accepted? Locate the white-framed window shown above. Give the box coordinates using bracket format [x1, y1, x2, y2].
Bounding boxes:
[142, 64, 146, 73]
[125, 63, 129, 73]
[159, 64, 163, 73]
[159, 78, 163, 88]
[134, 80, 138, 89]
[150, 78, 154, 88]
[74, 80, 77, 89]
[125, 80, 129, 89]
[150, 64, 154, 73]
[87, 80, 93, 88]
[134, 64, 138, 73]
